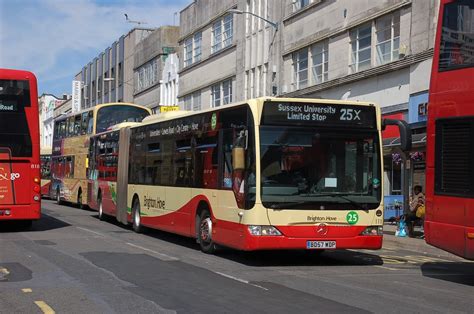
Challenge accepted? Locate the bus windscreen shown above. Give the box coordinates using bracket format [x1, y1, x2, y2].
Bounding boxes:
[96, 105, 150, 133]
[0, 79, 32, 157]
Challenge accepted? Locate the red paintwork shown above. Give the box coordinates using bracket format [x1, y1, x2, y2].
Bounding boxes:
[424, 0, 474, 259]
[0, 69, 41, 221]
[138, 195, 382, 251]
[382, 113, 404, 138]
[41, 181, 51, 197]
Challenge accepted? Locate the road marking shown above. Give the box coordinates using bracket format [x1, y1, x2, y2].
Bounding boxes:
[215, 271, 268, 291]
[125, 242, 179, 261]
[375, 265, 398, 271]
[77, 227, 105, 237]
[22, 288, 32, 293]
[34, 301, 55, 314]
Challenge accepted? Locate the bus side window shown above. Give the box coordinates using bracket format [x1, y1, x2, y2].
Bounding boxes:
[81, 112, 88, 135]
[87, 111, 94, 134]
[68, 117, 75, 137]
[74, 115, 81, 135]
[59, 120, 66, 138]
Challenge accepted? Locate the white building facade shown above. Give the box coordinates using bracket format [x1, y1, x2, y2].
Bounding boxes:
[39, 94, 66, 149]
[160, 53, 180, 108]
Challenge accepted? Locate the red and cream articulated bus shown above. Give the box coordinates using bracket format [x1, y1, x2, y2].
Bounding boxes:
[51, 103, 151, 208]
[0, 69, 41, 225]
[88, 97, 410, 253]
[424, 0, 474, 259]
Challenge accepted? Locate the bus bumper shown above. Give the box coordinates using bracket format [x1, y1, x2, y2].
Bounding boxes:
[240, 234, 383, 251]
[218, 224, 383, 251]
[0, 203, 41, 220]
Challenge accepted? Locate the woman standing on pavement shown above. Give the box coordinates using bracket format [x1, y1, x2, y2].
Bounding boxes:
[407, 185, 425, 238]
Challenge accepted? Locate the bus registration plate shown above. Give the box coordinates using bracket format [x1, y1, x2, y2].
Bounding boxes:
[306, 241, 336, 249]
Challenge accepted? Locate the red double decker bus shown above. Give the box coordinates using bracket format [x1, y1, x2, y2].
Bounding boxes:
[425, 0, 474, 259]
[0, 69, 41, 225]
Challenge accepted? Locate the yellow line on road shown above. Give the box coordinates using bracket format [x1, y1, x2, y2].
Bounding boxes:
[34, 301, 56, 314]
[22, 288, 32, 293]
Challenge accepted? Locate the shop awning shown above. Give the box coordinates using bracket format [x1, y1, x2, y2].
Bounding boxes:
[383, 133, 426, 148]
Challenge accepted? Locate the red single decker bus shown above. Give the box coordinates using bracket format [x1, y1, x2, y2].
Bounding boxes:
[425, 0, 474, 259]
[0, 69, 41, 225]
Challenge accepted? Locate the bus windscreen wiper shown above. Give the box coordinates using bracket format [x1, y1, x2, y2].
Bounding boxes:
[301, 193, 369, 212]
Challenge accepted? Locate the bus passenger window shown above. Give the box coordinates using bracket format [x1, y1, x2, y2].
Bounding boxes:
[74, 115, 81, 135]
[87, 111, 94, 134]
[81, 112, 88, 135]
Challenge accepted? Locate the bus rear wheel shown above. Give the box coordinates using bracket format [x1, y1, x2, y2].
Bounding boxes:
[198, 209, 216, 254]
[132, 199, 143, 233]
[98, 196, 104, 221]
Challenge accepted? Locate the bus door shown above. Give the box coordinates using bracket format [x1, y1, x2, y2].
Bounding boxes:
[116, 127, 131, 224]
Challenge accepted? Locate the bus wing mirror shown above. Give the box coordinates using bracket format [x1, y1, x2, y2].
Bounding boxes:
[382, 119, 412, 151]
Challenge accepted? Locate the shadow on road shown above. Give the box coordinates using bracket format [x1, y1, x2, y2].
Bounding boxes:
[92, 213, 383, 267]
[0, 212, 71, 233]
[421, 262, 474, 286]
[215, 249, 384, 267]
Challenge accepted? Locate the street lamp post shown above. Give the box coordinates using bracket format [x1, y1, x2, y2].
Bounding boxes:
[228, 9, 278, 30]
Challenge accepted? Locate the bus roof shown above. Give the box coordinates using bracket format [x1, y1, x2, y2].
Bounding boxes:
[55, 102, 151, 121]
[130, 97, 378, 129]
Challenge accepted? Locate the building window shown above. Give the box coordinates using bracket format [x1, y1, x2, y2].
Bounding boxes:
[212, 15, 233, 54]
[293, 0, 310, 12]
[192, 91, 201, 111]
[211, 83, 221, 107]
[211, 79, 233, 108]
[223, 79, 232, 105]
[376, 12, 400, 65]
[294, 48, 309, 89]
[135, 59, 159, 93]
[184, 37, 193, 67]
[311, 41, 328, 84]
[193, 32, 202, 63]
[182, 91, 202, 111]
[350, 23, 372, 73]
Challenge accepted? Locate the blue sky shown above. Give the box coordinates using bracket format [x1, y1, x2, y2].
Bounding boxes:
[0, 0, 188, 96]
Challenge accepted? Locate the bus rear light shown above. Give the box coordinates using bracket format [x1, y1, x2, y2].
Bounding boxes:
[0, 209, 11, 216]
[360, 226, 383, 236]
[33, 195, 40, 202]
[33, 186, 40, 193]
[34, 177, 40, 183]
[248, 225, 282, 236]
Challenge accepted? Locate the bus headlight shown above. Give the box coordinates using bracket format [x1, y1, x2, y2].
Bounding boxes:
[360, 226, 383, 236]
[248, 225, 282, 236]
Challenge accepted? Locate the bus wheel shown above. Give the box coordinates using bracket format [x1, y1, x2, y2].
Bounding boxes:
[98, 196, 104, 221]
[77, 190, 84, 210]
[198, 209, 216, 254]
[132, 199, 143, 233]
[56, 188, 62, 205]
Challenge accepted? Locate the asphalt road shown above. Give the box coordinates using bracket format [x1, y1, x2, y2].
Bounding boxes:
[1, 200, 473, 313]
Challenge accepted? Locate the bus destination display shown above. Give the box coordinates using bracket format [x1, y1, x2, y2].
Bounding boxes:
[262, 102, 376, 128]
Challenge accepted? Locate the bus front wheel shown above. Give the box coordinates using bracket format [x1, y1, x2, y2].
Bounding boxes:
[77, 189, 84, 210]
[198, 209, 216, 254]
[56, 188, 62, 205]
[132, 199, 143, 233]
